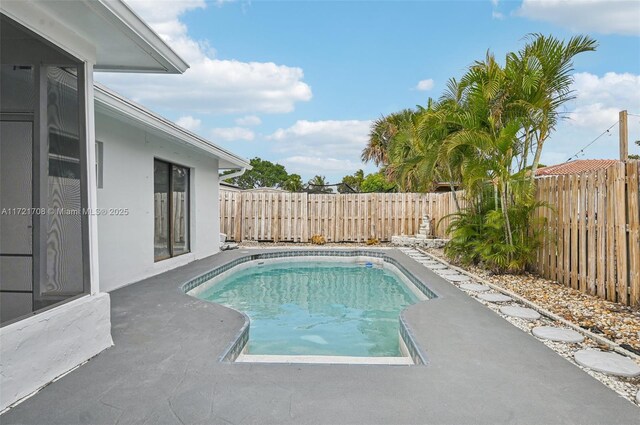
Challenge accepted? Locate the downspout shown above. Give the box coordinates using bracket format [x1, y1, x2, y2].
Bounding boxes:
[218, 167, 246, 249]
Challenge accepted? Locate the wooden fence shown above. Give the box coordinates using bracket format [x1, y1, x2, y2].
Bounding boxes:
[219, 162, 639, 306]
[219, 190, 464, 243]
[533, 161, 640, 306]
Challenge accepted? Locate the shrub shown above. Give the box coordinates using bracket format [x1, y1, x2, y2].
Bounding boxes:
[443, 196, 547, 273]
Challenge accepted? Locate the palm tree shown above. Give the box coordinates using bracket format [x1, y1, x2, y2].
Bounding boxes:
[306, 175, 333, 194]
[282, 174, 304, 192]
[374, 34, 596, 272]
[509, 34, 597, 182]
[361, 109, 414, 167]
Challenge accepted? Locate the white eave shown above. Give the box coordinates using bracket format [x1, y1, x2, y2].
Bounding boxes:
[1, 0, 188, 73]
[94, 83, 251, 170]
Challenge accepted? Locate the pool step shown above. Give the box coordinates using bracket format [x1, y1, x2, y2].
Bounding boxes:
[236, 354, 414, 365]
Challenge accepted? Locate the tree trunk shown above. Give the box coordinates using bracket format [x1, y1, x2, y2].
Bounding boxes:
[446, 164, 461, 211]
[501, 181, 514, 261]
[529, 138, 544, 184]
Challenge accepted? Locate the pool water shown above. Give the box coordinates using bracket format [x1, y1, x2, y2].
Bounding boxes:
[197, 261, 420, 357]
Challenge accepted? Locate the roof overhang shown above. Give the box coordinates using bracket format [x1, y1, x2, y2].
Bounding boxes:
[1, 0, 188, 73]
[94, 83, 251, 170]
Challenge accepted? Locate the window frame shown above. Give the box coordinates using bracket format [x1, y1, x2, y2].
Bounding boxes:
[153, 158, 190, 262]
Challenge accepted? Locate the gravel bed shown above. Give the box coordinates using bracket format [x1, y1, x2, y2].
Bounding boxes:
[421, 248, 640, 353]
[413, 247, 640, 407]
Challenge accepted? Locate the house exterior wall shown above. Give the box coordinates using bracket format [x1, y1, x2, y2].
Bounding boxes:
[95, 112, 221, 293]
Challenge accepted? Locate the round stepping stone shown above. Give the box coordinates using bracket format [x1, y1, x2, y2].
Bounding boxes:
[459, 283, 490, 292]
[446, 274, 471, 282]
[477, 293, 512, 303]
[574, 349, 640, 377]
[499, 306, 541, 320]
[435, 269, 459, 276]
[532, 326, 584, 343]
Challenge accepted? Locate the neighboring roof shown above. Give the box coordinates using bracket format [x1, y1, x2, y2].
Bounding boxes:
[220, 182, 242, 191]
[94, 83, 251, 170]
[1, 0, 188, 73]
[535, 160, 619, 177]
[246, 187, 289, 193]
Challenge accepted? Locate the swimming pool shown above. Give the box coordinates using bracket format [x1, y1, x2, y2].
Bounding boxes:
[184, 251, 433, 364]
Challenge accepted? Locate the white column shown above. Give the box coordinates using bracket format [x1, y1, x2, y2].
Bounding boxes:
[84, 63, 100, 294]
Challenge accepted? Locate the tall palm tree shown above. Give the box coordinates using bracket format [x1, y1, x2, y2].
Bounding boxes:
[510, 34, 597, 182]
[361, 109, 414, 167]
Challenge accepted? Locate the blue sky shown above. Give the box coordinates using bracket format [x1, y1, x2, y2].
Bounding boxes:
[99, 0, 640, 182]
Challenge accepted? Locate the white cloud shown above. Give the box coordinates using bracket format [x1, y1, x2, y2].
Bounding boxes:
[210, 127, 255, 141]
[235, 115, 262, 126]
[98, 0, 312, 114]
[541, 71, 640, 164]
[415, 79, 434, 91]
[267, 120, 372, 178]
[175, 115, 201, 132]
[566, 72, 640, 129]
[517, 0, 640, 35]
[268, 119, 372, 158]
[280, 156, 364, 175]
[492, 11, 505, 20]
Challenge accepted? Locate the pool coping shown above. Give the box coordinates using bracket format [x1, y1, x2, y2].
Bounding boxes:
[179, 248, 435, 365]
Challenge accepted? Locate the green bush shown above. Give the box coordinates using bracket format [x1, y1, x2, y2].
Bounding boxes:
[444, 195, 547, 273]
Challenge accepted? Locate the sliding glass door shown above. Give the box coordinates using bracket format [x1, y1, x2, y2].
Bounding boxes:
[154, 159, 189, 261]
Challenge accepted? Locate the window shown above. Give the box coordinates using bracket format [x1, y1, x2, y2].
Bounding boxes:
[154, 159, 189, 261]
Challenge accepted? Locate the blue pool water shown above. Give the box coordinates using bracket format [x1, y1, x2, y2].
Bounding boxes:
[197, 261, 420, 357]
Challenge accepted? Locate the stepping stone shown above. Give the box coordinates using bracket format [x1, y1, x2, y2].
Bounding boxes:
[574, 349, 640, 377]
[636, 390, 639, 404]
[532, 326, 584, 343]
[499, 306, 541, 320]
[435, 269, 459, 276]
[446, 274, 471, 282]
[420, 262, 441, 267]
[426, 264, 448, 270]
[477, 293, 512, 303]
[459, 283, 490, 292]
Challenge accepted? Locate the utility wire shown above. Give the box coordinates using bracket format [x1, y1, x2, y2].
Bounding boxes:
[565, 121, 619, 162]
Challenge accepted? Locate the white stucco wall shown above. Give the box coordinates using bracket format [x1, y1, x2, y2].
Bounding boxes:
[0, 293, 113, 411]
[95, 111, 221, 293]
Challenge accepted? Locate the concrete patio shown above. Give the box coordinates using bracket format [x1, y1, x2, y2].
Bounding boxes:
[2, 248, 639, 425]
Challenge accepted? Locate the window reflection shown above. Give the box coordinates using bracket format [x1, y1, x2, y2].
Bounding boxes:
[154, 159, 189, 261]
